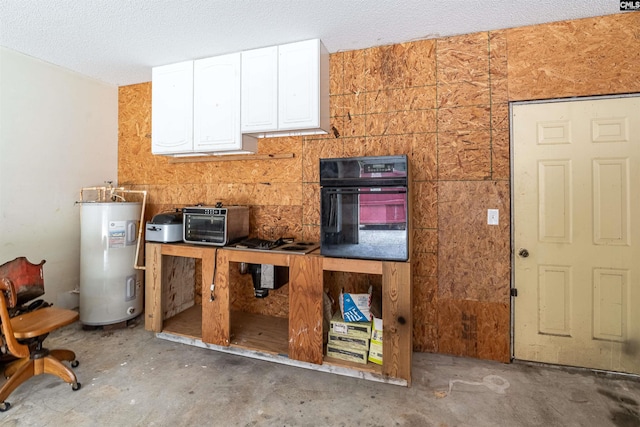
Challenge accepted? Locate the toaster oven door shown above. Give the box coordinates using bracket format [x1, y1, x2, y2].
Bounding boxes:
[183, 213, 226, 244]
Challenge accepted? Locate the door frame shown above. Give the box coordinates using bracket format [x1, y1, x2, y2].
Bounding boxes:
[509, 93, 640, 362]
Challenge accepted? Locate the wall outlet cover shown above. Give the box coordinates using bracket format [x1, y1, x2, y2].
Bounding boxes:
[487, 209, 499, 225]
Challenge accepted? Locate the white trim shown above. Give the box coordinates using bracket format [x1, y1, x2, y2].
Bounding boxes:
[156, 332, 408, 387]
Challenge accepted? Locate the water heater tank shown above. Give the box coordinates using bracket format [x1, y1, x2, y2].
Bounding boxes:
[80, 202, 142, 325]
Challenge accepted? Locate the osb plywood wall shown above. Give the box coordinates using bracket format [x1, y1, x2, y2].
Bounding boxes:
[118, 13, 640, 363]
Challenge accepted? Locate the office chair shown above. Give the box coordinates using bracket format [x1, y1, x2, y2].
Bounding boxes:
[0, 257, 81, 412]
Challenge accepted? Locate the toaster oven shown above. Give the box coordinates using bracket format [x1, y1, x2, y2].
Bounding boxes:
[183, 205, 249, 246]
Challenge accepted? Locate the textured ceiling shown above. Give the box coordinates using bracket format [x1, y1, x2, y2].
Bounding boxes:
[0, 0, 621, 87]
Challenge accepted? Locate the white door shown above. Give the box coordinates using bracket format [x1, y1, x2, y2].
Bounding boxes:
[278, 39, 320, 130]
[513, 96, 640, 374]
[151, 61, 193, 154]
[193, 53, 241, 152]
[241, 45, 278, 133]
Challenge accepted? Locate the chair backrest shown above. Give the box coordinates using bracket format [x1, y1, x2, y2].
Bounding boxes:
[0, 257, 45, 359]
[0, 257, 45, 308]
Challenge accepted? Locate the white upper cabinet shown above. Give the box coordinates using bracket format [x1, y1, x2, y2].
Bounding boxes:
[195, 53, 245, 152]
[152, 54, 257, 156]
[151, 61, 194, 155]
[241, 46, 278, 133]
[241, 39, 330, 137]
[152, 39, 329, 155]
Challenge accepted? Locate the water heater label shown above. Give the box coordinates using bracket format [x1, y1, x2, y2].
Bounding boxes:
[109, 221, 126, 248]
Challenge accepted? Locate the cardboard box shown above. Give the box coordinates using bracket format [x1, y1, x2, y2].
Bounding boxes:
[328, 332, 369, 351]
[327, 344, 368, 365]
[330, 312, 371, 339]
[368, 316, 383, 365]
[368, 339, 383, 365]
[339, 286, 372, 322]
[371, 317, 383, 342]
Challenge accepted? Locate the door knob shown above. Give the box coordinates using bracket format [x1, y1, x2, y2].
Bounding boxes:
[518, 248, 529, 258]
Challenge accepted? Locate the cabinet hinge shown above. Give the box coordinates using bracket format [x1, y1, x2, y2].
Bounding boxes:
[511, 288, 518, 297]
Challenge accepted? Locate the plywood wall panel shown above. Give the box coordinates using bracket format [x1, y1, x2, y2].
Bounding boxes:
[332, 93, 366, 118]
[437, 81, 490, 108]
[413, 275, 438, 352]
[230, 265, 289, 318]
[413, 252, 437, 277]
[343, 49, 366, 95]
[169, 183, 208, 205]
[490, 78, 509, 106]
[250, 205, 303, 240]
[251, 182, 303, 206]
[438, 131, 492, 180]
[507, 13, 640, 101]
[323, 271, 378, 303]
[332, 114, 367, 138]
[491, 102, 509, 131]
[302, 225, 320, 243]
[438, 181, 510, 302]
[438, 105, 491, 132]
[329, 51, 344, 95]
[412, 181, 437, 229]
[436, 33, 489, 84]
[368, 86, 437, 114]
[489, 30, 508, 80]
[340, 137, 370, 157]
[356, 135, 414, 158]
[437, 299, 510, 362]
[364, 40, 436, 91]
[118, 83, 152, 185]
[411, 133, 438, 182]
[413, 229, 437, 253]
[491, 129, 510, 181]
[367, 110, 437, 136]
[302, 183, 320, 225]
[162, 256, 195, 319]
[257, 136, 304, 155]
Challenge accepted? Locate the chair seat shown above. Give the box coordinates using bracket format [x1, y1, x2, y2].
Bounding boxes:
[10, 307, 79, 339]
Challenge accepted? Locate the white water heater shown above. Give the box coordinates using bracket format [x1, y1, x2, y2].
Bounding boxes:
[80, 202, 143, 325]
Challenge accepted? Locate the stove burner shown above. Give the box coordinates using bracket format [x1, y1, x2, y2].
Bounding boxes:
[230, 239, 319, 254]
[280, 245, 309, 251]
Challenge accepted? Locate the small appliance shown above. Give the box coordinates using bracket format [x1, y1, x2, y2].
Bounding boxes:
[145, 210, 183, 243]
[183, 204, 249, 246]
[320, 155, 409, 261]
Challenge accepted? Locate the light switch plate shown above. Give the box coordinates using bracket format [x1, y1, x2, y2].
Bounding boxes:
[487, 209, 499, 225]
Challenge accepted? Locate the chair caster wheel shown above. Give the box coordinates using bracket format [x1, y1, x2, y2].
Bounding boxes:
[72, 382, 82, 391]
[71, 360, 79, 368]
[0, 401, 10, 412]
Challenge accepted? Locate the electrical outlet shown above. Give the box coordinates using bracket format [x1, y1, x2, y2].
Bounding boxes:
[487, 209, 499, 225]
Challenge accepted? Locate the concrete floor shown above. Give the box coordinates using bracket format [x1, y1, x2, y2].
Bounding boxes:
[1, 319, 640, 427]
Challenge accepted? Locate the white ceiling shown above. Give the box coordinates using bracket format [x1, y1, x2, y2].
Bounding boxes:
[0, 1, 621, 87]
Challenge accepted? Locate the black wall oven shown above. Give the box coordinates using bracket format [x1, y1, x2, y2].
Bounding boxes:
[320, 155, 409, 261]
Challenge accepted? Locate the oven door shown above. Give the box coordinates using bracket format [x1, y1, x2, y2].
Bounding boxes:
[183, 213, 226, 245]
[320, 186, 408, 261]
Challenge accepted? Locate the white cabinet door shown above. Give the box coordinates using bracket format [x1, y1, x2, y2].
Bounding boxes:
[278, 39, 320, 131]
[194, 53, 242, 152]
[241, 46, 278, 133]
[151, 61, 193, 154]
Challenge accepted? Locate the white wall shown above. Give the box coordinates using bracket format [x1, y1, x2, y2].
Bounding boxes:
[0, 47, 118, 308]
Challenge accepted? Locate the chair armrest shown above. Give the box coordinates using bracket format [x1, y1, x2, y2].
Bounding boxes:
[0, 277, 18, 308]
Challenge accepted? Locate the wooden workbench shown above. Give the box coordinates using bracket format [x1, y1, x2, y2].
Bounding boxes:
[144, 242, 412, 385]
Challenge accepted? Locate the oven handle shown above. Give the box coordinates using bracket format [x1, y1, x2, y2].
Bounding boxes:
[323, 187, 407, 195]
